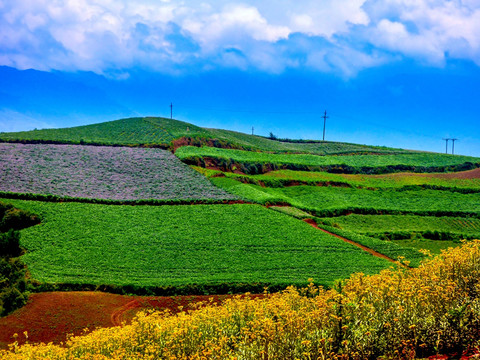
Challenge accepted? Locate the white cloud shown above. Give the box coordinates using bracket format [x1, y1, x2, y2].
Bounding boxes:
[364, 0, 480, 65]
[1, 0, 480, 75]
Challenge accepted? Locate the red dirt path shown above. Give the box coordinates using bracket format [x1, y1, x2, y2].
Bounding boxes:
[0, 291, 263, 349]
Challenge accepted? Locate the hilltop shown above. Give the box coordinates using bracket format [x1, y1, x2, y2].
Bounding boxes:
[0, 116, 419, 155]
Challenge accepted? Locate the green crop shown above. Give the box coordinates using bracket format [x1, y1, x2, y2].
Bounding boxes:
[178, 146, 480, 174]
[1, 200, 392, 291]
[0, 117, 419, 155]
[210, 178, 480, 217]
[203, 169, 480, 191]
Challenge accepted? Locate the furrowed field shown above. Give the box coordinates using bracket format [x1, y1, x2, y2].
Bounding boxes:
[1, 199, 392, 290]
[0, 143, 235, 201]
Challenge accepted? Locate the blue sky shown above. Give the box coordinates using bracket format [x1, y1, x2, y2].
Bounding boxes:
[0, 0, 479, 156]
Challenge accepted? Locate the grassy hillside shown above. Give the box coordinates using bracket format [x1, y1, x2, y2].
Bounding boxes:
[2, 200, 394, 291]
[0, 117, 210, 146]
[0, 116, 420, 155]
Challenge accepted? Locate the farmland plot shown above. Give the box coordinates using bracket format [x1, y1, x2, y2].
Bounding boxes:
[2, 200, 391, 289]
[0, 143, 236, 201]
[177, 146, 480, 172]
[211, 178, 480, 217]
[208, 169, 480, 190]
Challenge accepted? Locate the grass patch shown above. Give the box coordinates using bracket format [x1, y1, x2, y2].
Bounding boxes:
[210, 178, 480, 217]
[2, 200, 392, 291]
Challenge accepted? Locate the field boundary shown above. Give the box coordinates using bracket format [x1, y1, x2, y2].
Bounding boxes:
[0, 192, 249, 206]
[302, 218, 408, 267]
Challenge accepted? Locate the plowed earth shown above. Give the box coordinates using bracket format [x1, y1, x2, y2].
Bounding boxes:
[0, 292, 263, 349]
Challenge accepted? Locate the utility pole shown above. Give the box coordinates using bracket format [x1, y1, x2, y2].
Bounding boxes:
[451, 138, 458, 155]
[442, 138, 449, 154]
[170, 103, 173, 119]
[322, 110, 329, 141]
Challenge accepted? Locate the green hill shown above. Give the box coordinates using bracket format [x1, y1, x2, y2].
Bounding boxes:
[0, 116, 418, 155]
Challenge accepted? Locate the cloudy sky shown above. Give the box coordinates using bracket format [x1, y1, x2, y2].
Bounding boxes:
[1, 0, 479, 156]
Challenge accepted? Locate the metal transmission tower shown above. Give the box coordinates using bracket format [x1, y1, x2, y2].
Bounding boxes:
[170, 103, 173, 119]
[322, 110, 329, 141]
[252, 126, 254, 135]
[451, 138, 458, 155]
[442, 138, 449, 154]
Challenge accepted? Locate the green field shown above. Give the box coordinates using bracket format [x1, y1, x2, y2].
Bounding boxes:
[2, 199, 394, 289]
[319, 214, 480, 235]
[210, 177, 480, 217]
[178, 146, 480, 173]
[197, 168, 480, 191]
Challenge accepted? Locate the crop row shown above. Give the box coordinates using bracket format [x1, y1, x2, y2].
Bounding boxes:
[319, 214, 480, 235]
[196, 168, 480, 191]
[3, 200, 393, 290]
[210, 177, 480, 217]
[178, 146, 480, 174]
[0, 143, 236, 201]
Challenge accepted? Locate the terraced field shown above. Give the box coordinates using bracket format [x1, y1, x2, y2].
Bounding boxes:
[210, 177, 480, 216]
[199, 168, 480, 190]
[0, 143, 235, 201]
[178, 146, 480, 173]
[2, 199, 392, 290]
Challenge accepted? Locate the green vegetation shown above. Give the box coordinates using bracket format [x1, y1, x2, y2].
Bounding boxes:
[319, 214, 480, 236]
[179, 146, 480, 174]
[312, 221, 425, 266]
[2, 200, 392, 291]
[317, 214, 480, 254]
[0, 117, 210, 146]
[0, 117, 424, 155]
[0, 202, 40, 316]
[206, 128, 413, 155]
[199, 168, 480, 191]
[210, 178, 480, 217]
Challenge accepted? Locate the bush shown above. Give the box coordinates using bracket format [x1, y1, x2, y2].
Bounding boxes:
[0, 230, 21, 257]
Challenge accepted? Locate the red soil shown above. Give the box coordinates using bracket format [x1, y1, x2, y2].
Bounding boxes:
[0, 292, 263, 349]
[428, 167, 480, 180]
[370, 168, 480, 180]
